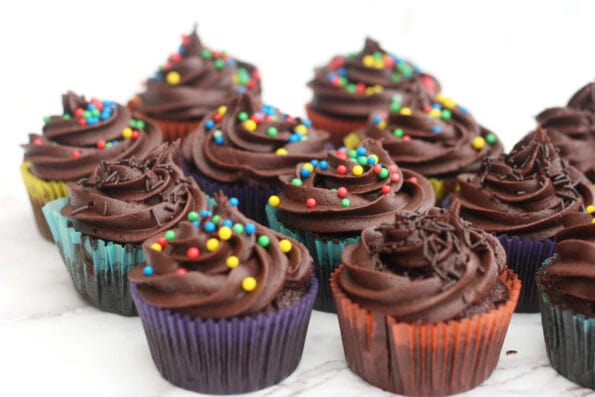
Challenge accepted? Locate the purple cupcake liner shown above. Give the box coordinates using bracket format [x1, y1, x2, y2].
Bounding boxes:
[183, 162, 280, 225]
[497, 235, 555, 312]
[130, 276, 318, 394]
[540, 291, 595, 389]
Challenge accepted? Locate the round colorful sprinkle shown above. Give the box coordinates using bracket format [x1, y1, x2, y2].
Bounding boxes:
[242, 276, 257, 292]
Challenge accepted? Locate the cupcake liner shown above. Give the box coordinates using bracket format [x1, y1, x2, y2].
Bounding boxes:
[130, 276, 318, 394]
[42, 198, 143, 316]
[305, 104, 367, 147]
[497, 235, 555, 313]
[540, 291, 595, 389]
[20, 162, 69, 241]
[266, 204, 359, 313]
[127, 96, 200, 142]
[185, 163, 281, 226]
[331, 267, 521, 397]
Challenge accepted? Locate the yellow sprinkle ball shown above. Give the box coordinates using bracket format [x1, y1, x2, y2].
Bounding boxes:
[352, 165, 364, 176]
[206, 238, 220, 252]
[243, 119, 257, 132]
[150, 243, 163, 252]
[373, 85, 383, 93]
[365, 87, 376, 96]
[295, 124, 308, 135]
[218, 226, 232, 241]
[429, 109, 442, 118]
[343, 132, 362, 150]
[400, 107, 412, 116]
[373, 59, 384, 69]
[275, 148, 288, 155]
[377, 121, 387, 129]
[217, 106, 227, 115]
[242, 276, 257, 292]
[472, 136, 486, 150]
[443, 98, 456, 109]
[362, 55, 374, 67]
[268, 195, 281, 207]
[279, 239, 293, 253]
[166, 71, 181, 85]
[122, 127, 133, 139]
[436, 92, 447, 102]
[302, 163, 314, 172]
[586, 205, 595, 214]
[226, 255, 239, 269]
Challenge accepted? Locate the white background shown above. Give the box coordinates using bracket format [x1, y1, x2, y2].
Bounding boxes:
[1, 1, 594, 396]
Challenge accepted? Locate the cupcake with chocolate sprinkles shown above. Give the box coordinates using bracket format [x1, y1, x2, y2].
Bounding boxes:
[331, 202, 520, 396]
[537, 211, 595, 389]
[129, 195, 317, 394]
[450, 127, 594, 312]
[42, 141, 208, 315]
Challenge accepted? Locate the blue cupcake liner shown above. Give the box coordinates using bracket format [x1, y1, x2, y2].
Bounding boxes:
[266, 204, 359, 313]
[130, 276, 318, 394]
[540, 291, 595, 389]
[497, 235, 555, 313]
[183, 161, 280, 225]
[43, 197, 143, 316]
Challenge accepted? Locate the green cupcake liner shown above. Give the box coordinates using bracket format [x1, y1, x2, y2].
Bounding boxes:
[540, 291, 595, 389]
[266, 204, 359, 313]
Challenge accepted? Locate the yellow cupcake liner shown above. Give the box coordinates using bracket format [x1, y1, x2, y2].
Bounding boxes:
[20, 162, 69, 240]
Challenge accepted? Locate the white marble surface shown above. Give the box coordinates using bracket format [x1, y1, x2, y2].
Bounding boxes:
[2, 1, 595, 396]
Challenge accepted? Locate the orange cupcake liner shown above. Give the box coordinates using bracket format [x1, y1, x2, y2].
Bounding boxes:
[331, 267, 521, 397]
[127, 96, 200, 142]
[305, 104, 368, 148]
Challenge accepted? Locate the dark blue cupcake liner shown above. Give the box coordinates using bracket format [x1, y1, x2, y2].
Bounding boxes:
[130, 277, 318, 394]
[540, 290, 595, 389]
[266, 204, 358, 313]
[497, 235, 555, 312]
[184, 162, 280, 225]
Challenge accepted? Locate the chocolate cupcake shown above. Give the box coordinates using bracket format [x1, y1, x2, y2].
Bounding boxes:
[536, 82, 595, 183]
[356, 87, 502, 204]
[42, 142, 208, 315]
[331, 202, 520, 396]
[182, 93, 329, 224]
[537, 211, 595, 389]
[266, 138, 435, 311]
[128, 195, 317, 394]
[21, 91, 162, 240]
[451, 127, 594, 312]
[306, 37, 440, 146]
[130, 25, 261, 141]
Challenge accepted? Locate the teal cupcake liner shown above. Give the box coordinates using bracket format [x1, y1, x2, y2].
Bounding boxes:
[266, 204, 359, 313]
[540, 290, 595, 389]
[43, 197, 145, 316]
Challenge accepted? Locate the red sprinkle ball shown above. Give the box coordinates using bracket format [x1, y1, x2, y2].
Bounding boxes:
[373, 164, 382, 174]
[156, 236, 168, 248]
[33, 138, 43, 145]
[176, 268, 187, 275]
[337, 165, 347, 175]
[381, 185, 392, 195]
[391, 173, 401, 182]
[187, 247, 200, 259]
[96, 140, 106, 149]
[409, 177, 418, 184]
[402, 135, 411, 142]
[306, 198, 317, 208]
[337, 187, 348, 198]
[71, 150, 81, 159]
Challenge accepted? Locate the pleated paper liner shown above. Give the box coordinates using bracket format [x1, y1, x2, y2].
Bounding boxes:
[20, 162, 69, 241]
[185, 163, 282, 226]
[130, 276, 318, 395]
[497, 235, 555, 313]
[331, 267, 521, 397]
[305, 104, 367, 148]
[539, 290, 595, 389]
[43, 197, 144, 316]
[266, 204, 359, 313]
[127, 96, 200, 142]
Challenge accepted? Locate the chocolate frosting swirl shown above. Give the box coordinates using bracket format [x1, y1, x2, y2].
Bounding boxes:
[358, 89, 503, 178]
[61, 142, 208, 244]
[136, 26, 261, 121]
[339, 202, 508, 322]
[536, 83, 595, 181]
[182, 94, 329, 186]
[274, 139, 435, 234]
[128, 196, 313, 318]
[23, 92, 162, 181]
[545, 214, 595, 303]
[308, 38, 440, 119]
[454, 128, 594, 240]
